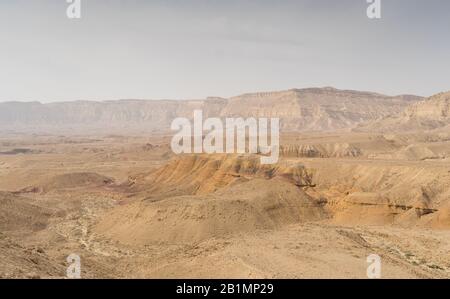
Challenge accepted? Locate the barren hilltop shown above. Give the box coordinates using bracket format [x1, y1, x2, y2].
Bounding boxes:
[358, 91, 450, 132]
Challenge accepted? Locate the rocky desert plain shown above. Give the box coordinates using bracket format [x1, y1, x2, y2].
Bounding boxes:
[0, 87, 449, 279]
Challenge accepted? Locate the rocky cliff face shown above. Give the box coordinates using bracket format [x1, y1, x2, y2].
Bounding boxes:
[357, 91, 450, 132]
[223, 88, 421, 131]
[0, 87, 421, 134]
[404, 92, 450, 119]
[280, 143, 362, 158]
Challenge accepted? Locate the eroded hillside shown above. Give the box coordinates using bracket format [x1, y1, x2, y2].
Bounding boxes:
[0, 117, 449, 278]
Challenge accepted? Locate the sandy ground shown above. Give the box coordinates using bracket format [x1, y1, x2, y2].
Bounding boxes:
[0, 133, 449, 278]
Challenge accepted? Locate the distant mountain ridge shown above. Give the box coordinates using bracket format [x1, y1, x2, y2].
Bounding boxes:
[356, 91, 450, 132]
[0, 87, 423, 134]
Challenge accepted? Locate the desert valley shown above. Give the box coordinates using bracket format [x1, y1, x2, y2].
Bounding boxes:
[1, 87, 449, 278]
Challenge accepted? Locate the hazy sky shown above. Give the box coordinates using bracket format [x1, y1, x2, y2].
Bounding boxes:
[1, 0, 449, 102]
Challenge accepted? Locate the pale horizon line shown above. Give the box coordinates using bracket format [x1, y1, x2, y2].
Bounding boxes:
[0, 85, 433, 105]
